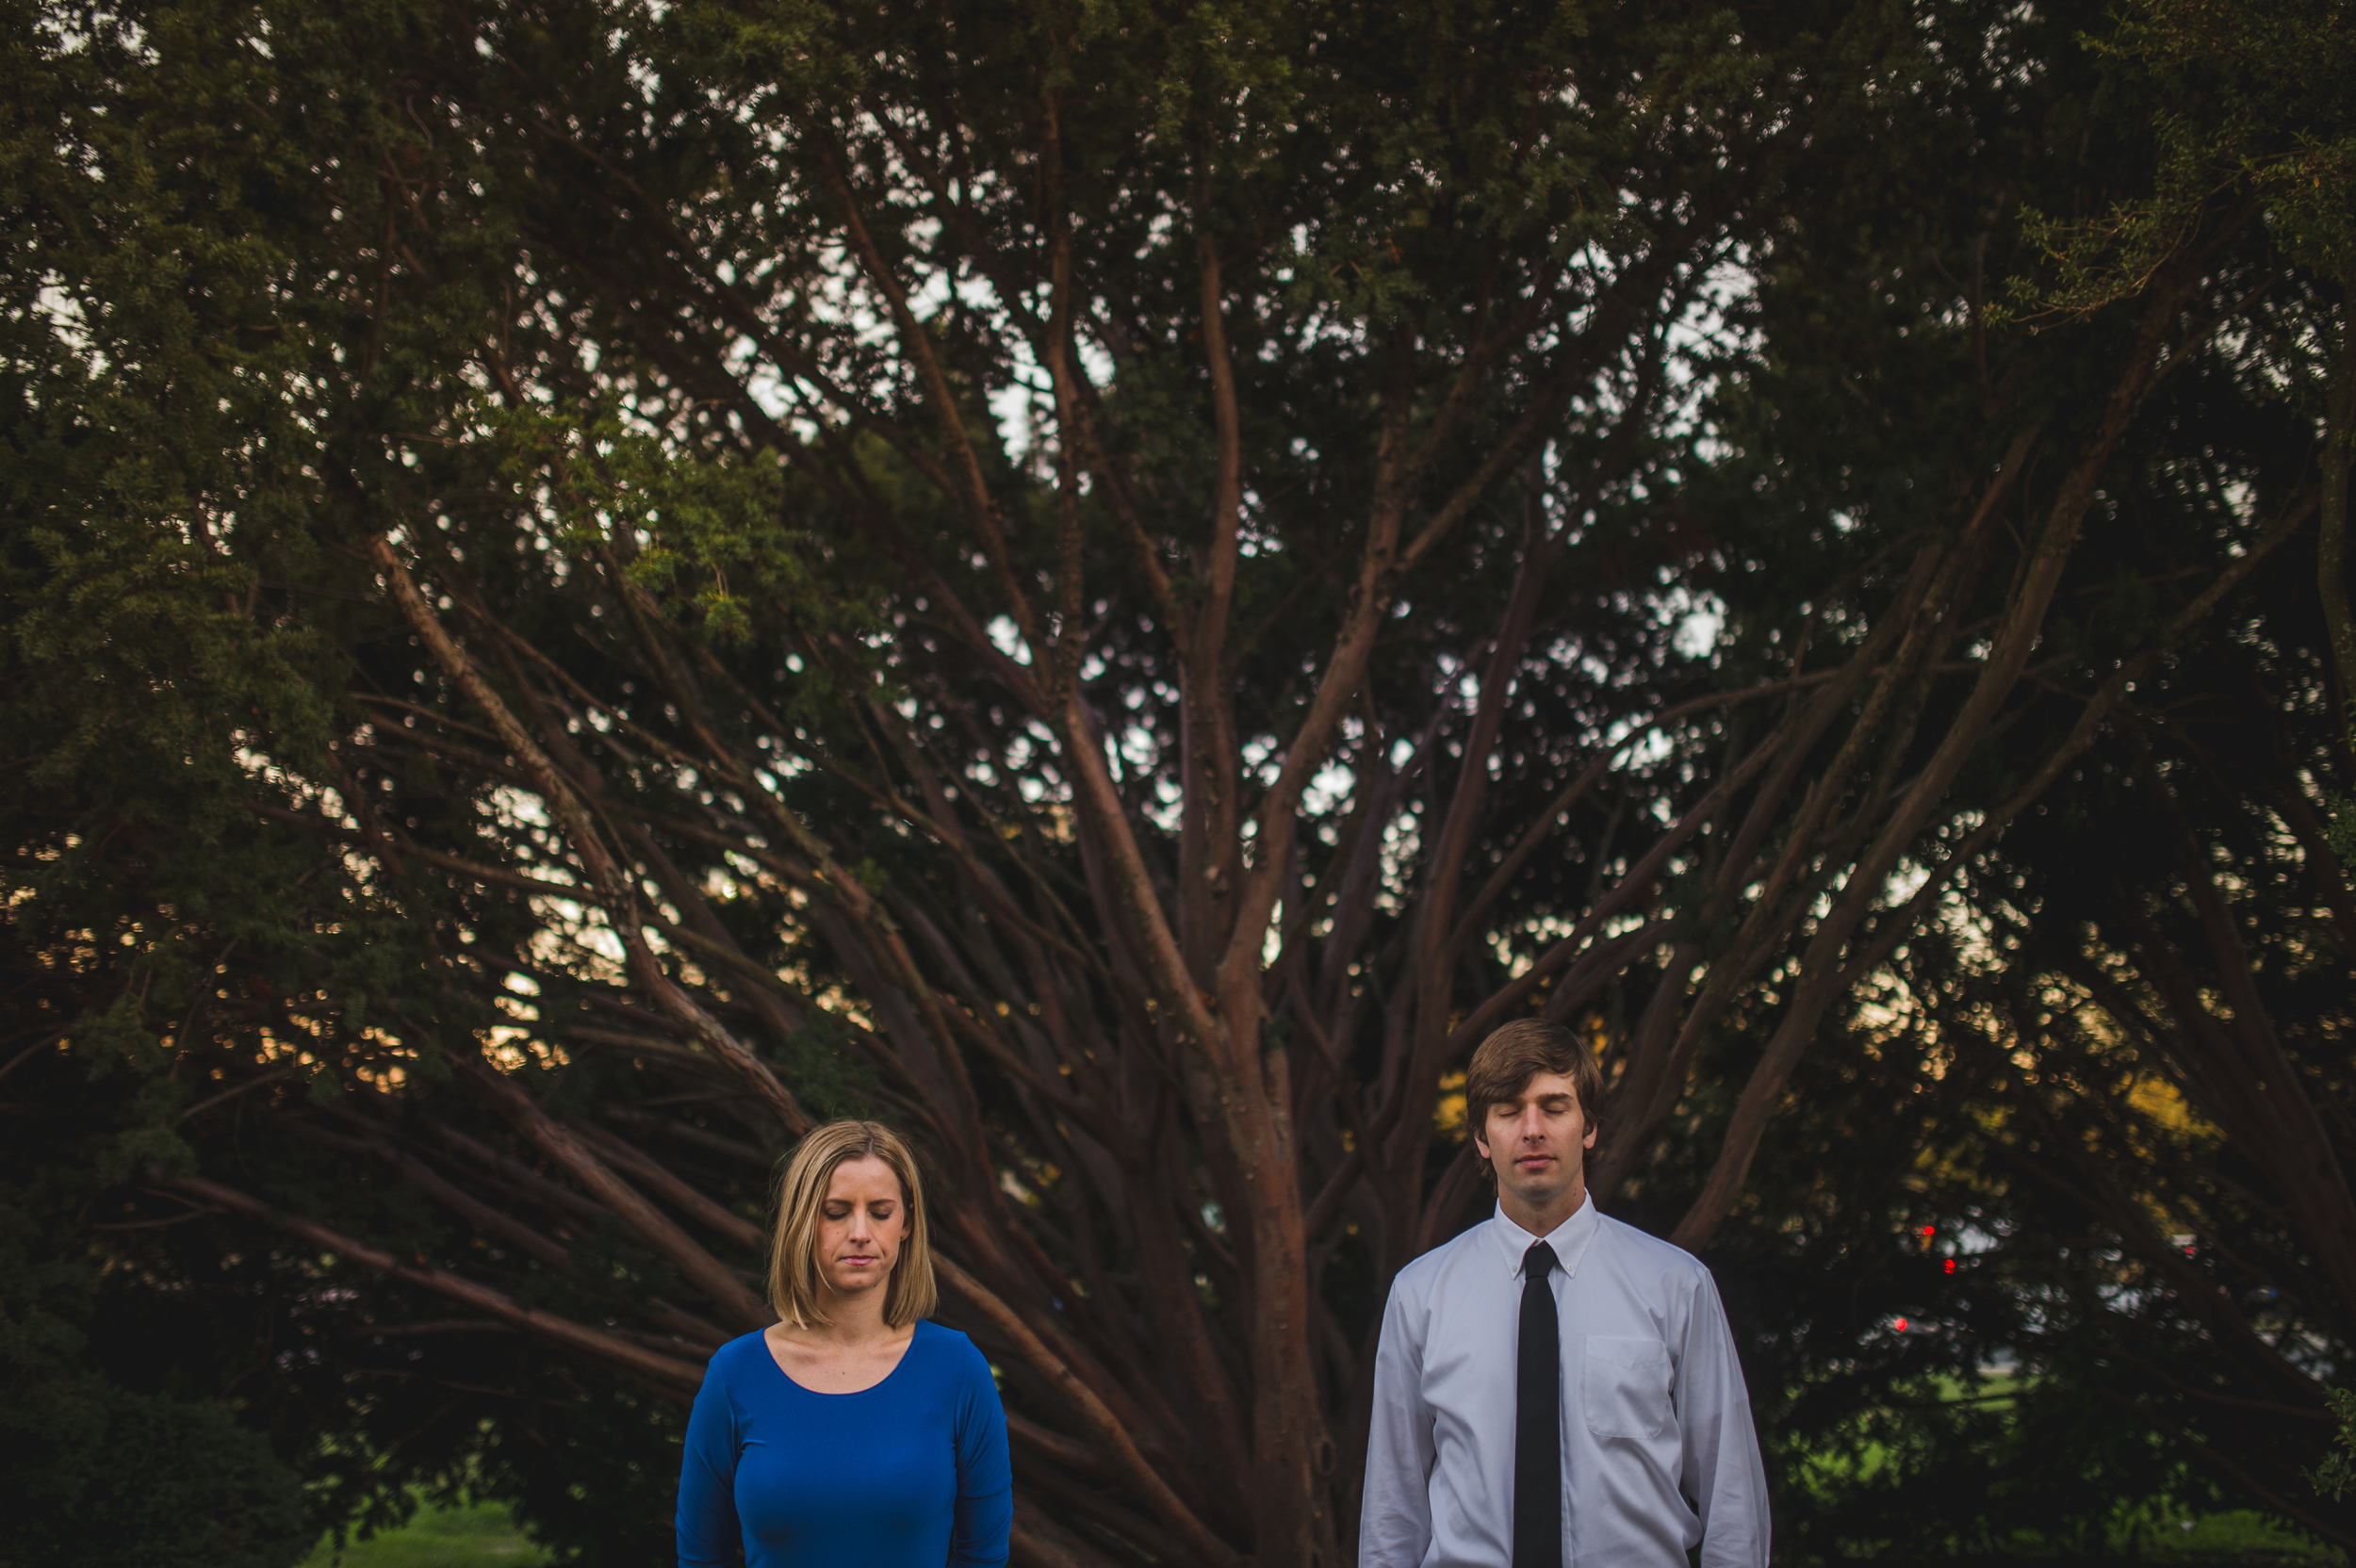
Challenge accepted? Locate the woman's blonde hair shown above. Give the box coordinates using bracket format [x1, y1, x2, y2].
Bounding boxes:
[767, 1119, 937, 1329]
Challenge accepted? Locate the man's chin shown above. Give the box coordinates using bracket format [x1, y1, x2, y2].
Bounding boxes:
[1502, 1165, 1579, 1205]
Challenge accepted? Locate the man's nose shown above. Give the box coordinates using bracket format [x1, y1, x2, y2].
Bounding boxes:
[1518, 1107, 1547, 1140]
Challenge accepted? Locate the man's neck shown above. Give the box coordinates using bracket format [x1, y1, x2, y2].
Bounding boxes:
[1500, 1176, 1588, 1238]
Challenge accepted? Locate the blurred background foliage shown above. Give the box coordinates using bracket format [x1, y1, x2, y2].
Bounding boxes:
[4, 0, 2354, 1562]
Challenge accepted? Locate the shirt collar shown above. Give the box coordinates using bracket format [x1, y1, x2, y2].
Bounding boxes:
[1492, 1192, 1598, 1280]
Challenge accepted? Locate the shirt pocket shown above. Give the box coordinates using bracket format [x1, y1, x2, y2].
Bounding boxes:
[1582, 1335, 1673, 1441]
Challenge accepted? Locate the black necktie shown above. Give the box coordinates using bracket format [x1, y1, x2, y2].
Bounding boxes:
[1514, 1239, 1562, 1568]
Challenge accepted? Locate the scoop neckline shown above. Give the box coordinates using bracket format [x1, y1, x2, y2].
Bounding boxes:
[760, 1318, 924, 1397]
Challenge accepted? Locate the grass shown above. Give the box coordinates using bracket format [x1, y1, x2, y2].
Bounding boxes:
[303, 1495, 2334, 1568]
[303, 1394, 2337, 1568]
[302, 1498, 546, 1568]
[2114, 1507, 2343, 1564]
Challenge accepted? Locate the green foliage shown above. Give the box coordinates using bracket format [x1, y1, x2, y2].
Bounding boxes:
[2106, 0, 2356, 277]
[2004, 0, 2356, 317]
[2328, 769, 2356, 863]
[2313, 1389, 2356, 1503]
[0, 1380, 313, 1568]
[0, 1186, 310, 1568]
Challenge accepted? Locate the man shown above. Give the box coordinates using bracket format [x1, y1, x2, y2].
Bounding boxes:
[1359, 1020, 1770, 1568]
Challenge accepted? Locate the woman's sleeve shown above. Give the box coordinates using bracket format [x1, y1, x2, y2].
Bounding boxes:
[949, 1342, 1013, 1568]
[677, 1353, 744, 1568]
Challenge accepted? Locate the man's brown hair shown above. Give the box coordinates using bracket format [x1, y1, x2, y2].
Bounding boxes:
[1464, 1018, 1605, 1168]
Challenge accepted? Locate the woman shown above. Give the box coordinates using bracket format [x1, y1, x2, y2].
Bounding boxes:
[677, 1120, 1011, 1567]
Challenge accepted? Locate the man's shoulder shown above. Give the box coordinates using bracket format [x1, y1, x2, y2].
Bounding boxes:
[1390, 1222, 1493, 1298]
[1594, 1212, 1713, 1287]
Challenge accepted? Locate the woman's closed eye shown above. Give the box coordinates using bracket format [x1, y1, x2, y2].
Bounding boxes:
[822, 1201, 896, 1221]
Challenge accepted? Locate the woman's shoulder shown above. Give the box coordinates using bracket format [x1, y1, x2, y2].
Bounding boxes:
[705, 1327, 779, 1380]
[911, 1320, 994, 1382]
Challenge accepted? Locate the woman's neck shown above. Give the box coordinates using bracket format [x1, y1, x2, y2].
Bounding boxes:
[805, 1285, 900, 1346]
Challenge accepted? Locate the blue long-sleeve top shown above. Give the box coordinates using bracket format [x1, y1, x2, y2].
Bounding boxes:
[677, 1321, 1012, 1568]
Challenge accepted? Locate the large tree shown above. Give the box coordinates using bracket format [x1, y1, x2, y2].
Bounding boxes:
[1854, 0, 2356, 1540]
[7, 0, 2342, 1560]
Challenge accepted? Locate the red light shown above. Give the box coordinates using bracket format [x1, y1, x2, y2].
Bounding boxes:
[1894, 1316, 1909, 1331]
[1922, 1226, 1936, 1237]
[1943, 1258, 1956, 1275]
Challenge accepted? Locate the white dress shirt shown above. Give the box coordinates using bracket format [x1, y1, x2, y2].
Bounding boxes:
[1359, 1196, 1770, 1568]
